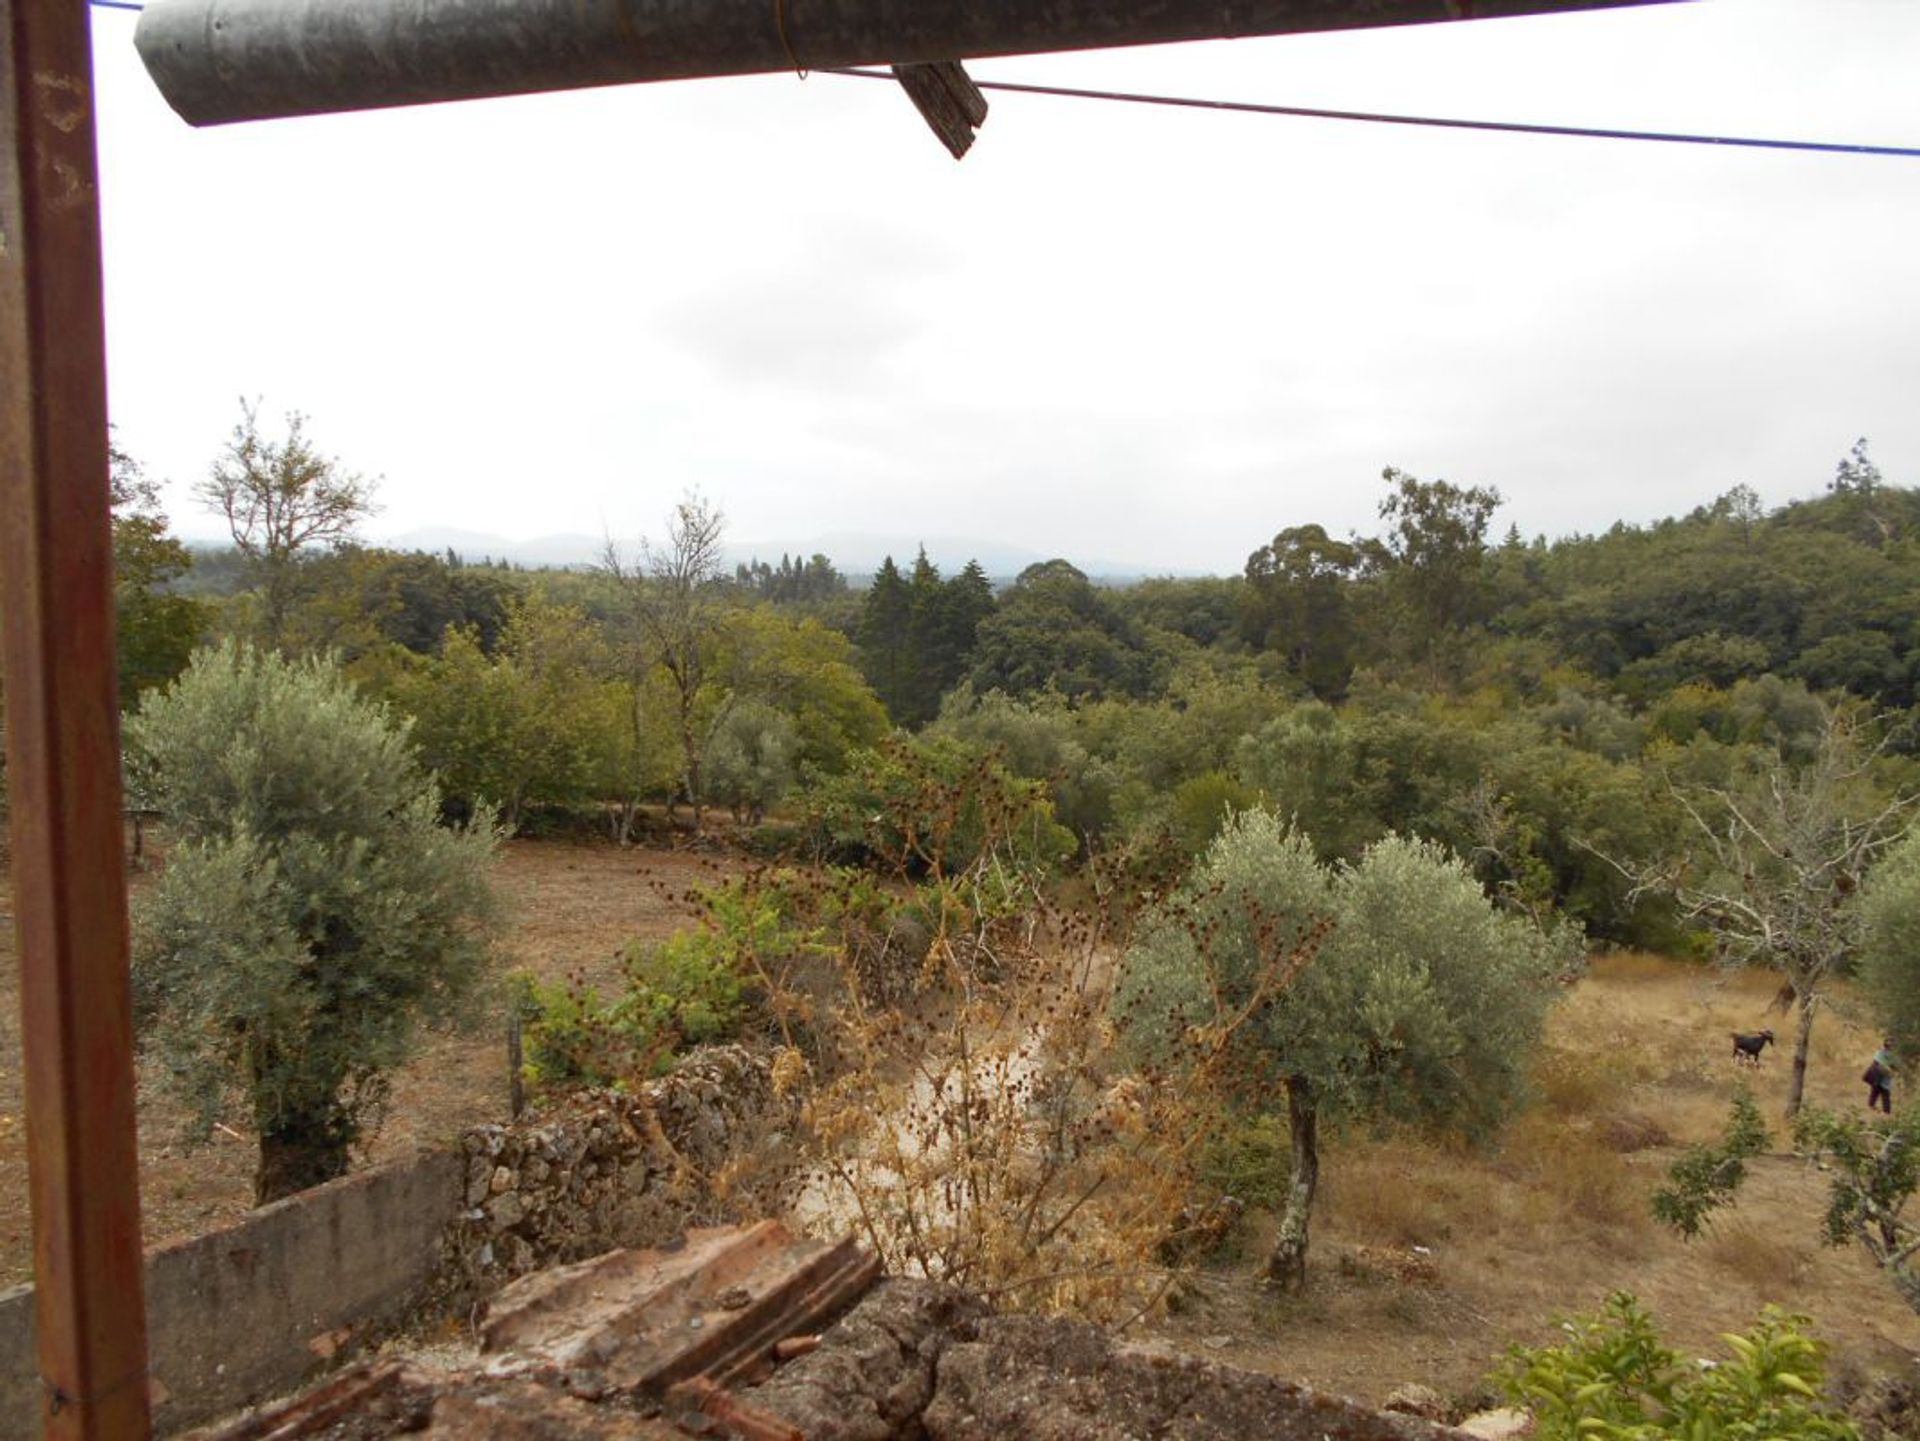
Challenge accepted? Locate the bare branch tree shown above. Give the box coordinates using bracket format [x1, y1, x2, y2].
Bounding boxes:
[601, 493, 732, 833]
[196, 400, 377, 646]
[1588, 708, 1920, 1117]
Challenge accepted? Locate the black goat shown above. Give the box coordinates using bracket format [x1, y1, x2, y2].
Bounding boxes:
[1731, 1029, 1775, 1065]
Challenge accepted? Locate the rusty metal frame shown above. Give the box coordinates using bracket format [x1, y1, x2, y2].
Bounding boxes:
[0, 0, 153, 1436]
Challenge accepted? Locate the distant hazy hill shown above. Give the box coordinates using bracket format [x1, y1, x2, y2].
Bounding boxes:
[377, 527, 1190, 583]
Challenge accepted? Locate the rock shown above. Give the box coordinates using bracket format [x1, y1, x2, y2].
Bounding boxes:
[490, 1166, 514, 1195]
[917, 1314, 1469, 1441]
[1458, 1408, 1534, 1439]
[1384, 1383, 1447, 1420]
[488, 1193, 526, 1231]
[748, 1280, 990, 1441]
[750, 1289, 1469, 1441]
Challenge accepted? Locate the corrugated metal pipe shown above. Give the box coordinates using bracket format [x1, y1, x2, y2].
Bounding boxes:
[133, 0, 1668, 127]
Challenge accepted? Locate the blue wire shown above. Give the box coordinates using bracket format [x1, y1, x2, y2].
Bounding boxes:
[826, 67, 1920, 161]
[90, 0, 146, 10]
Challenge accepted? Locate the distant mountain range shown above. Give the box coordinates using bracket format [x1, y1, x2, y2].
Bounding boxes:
[375, 527, 1198, 583]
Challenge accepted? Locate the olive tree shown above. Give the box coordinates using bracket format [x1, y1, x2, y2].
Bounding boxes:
[602, 493, 733, 830]
[128, 642, 499, 1202]
[1857, 824, 1920, 1057]
[1116, 811, 1559, 1289]
[703, 700, 798, 824]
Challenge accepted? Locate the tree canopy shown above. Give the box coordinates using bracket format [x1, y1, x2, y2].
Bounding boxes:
[196, 401, 378, 646]
[1116, 811, 1559, 1287]
[128, 643, 498, 1201]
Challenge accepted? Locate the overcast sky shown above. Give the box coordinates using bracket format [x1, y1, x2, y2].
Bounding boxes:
[90, 0, 1920, 575]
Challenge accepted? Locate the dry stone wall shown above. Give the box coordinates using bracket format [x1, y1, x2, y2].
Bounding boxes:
[433, 1045, 797, 1307]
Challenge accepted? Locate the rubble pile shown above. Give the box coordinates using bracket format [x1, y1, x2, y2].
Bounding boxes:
[201, 1225, 1482, 1441]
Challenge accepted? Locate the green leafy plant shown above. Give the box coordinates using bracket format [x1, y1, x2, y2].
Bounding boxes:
[517, 974, 662, 1089]
[520, 868, 827, 1091]
[1651, 1085, 1770, 1238]
[1651, 1088, 1920, 1316]
[1498, 1292, 1857, 1440]
[1792, 1106, 1920, 1315]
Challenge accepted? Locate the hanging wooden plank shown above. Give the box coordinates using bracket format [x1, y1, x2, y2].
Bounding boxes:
[893, 60, 988, 159]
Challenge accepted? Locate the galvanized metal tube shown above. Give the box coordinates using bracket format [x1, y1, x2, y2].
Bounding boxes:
[1, 0, 154, 1435]
[134, 0, 1667, 127]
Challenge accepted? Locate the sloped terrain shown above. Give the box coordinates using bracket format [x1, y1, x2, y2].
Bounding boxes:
[2, 844, 1914, 1411]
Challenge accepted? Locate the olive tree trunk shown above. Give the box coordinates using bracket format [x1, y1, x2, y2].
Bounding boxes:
[1786, 985, 1817, 1119]
[1265, 1074, 1319, 1291]
[254, 1106, 353, 1204]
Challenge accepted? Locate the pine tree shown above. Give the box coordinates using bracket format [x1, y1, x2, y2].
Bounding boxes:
[859, 557, 914, 723]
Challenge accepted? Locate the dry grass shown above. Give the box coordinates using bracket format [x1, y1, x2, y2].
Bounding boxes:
[1141, 949, 1919, 1408]
[1703, 1220, 1817, 1295]
[1322, 1137, 1484, 1248]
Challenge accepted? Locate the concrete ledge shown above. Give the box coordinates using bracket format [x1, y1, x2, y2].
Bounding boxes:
[0, 1148, 462, 1439]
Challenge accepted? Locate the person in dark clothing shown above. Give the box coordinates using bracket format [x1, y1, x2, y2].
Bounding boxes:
[1864, 1040, 1896, 1114]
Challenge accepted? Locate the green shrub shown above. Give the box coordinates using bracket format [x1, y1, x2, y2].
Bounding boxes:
[520, 872, 819, 1090]
[623, 930, 749, 1044]
[1651, 1086, 1771, 1239]
[1497, 1292, 1856, 1440]
[1199, 1109, 1290, 1214]
[803, 734, 1075, 878]
[518, 975, 660, 1088]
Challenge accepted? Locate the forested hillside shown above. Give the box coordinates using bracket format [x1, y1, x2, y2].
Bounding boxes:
[15, 433, 1912, 963]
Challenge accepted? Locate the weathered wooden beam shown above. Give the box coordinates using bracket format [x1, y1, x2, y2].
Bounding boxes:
[893, 61, 988, 159]
[0, 0, 153, 1435]
[134, 0, 1674, 128]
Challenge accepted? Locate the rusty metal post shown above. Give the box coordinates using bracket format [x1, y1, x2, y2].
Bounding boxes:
[1, 0, 154, 1434]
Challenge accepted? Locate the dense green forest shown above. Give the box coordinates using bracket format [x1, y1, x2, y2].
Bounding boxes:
[7, 433, 1919, 961]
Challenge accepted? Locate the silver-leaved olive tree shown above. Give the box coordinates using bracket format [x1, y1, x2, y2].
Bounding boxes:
[129, 642, 499, 1202]
[1116, 811, 1561, 1289]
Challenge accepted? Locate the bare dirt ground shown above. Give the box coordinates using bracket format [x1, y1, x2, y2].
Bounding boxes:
[3, 844, 1916, 1409]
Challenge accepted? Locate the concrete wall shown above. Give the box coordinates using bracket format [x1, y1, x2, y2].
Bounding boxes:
[0, 1046, 788, 1438]
[0, 1149, 462, 1439]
